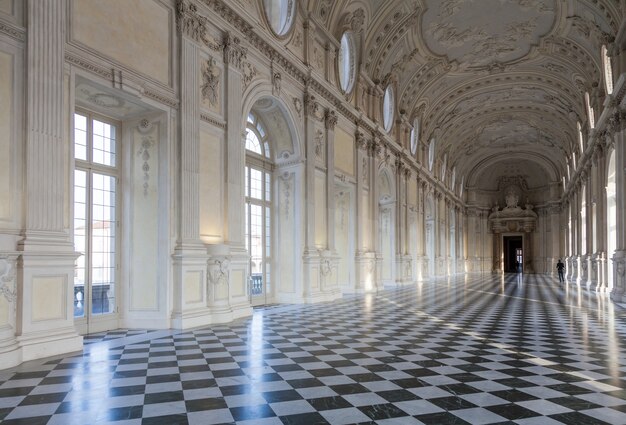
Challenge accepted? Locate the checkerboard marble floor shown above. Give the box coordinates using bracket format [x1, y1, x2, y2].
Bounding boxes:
[1, 273, 626, 424]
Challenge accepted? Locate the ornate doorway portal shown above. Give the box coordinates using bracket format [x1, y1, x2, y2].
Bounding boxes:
[503, 235, 523, 272]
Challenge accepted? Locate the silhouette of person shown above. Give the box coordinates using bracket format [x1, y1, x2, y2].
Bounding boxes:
[556, 259, 565, 282]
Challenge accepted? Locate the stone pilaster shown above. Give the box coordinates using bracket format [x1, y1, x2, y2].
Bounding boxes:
[325, 110, 337, 252]
[15, 0, 82, 366]
[220, 33, 251, 317]
[611, 111, 626, 301]
[354, 131, 374, 291]
[171, 34, 212, 329]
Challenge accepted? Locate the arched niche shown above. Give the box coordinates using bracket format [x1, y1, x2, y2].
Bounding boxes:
[242, 93, 303, 304]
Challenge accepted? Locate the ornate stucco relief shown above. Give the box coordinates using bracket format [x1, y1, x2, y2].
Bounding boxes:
[0, 256, 16, 304]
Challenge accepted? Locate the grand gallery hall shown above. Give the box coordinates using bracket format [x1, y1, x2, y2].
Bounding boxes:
[1, 0, 626, 424]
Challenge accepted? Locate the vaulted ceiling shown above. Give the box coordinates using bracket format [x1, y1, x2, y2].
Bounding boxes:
[306, 0, 620, 192]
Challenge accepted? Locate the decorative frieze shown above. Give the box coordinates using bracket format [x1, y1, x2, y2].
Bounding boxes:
[176, 0, 221, 50]
[199, 113, 226, 129]
[0, 20, 25, 42]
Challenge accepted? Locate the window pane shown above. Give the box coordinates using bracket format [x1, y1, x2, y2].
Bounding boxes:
[265, 172, 271, 201]
[91, 173, 116, 315]
[74, 114, 88, 161]
[92, 119, 116, 167]
[73, 169, 87, 318]
[250, 168, 263, 199]
[245, 129, 262, 155]
[245, 202, 249, 252]
[245, 167, 249, 198]
[265, 206, 271, 257]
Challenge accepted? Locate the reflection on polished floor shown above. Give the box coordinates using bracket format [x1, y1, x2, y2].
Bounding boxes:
[1, 273, 626, 425]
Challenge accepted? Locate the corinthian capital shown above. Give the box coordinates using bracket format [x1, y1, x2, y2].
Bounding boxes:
[325, 110, 338, 130]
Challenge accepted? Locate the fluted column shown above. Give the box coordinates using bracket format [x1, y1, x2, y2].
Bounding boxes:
[354, 131, 371, 291]
[179, 39, 201, 245]
[223, 35, 245, 248]
[325, 110, 337, 252]
[610, 111, 626, 301]
[15, 0, 82, 366]
[24, 0, 67, 237]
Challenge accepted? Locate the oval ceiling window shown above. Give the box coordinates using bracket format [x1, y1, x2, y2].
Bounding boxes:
[338, 32, 356, 94]
[383, 85, 394, 133]
[410, 117, 419, 155]
[263, 0, 296, 37]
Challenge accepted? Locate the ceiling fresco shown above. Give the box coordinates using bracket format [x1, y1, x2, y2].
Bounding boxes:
[308, 0, 620, 190]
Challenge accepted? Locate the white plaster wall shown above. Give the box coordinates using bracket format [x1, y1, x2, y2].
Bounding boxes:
[199, 129, 223, 243]
[130, 127, 160, 311]
[0, 292, 8, 328]
[314, 171, 327, 247]
[277, 172, 297, 296]
[70, 0, 171, 85]
[0, 0, 11, 15]
[334, 127, 354, 176]
[0, 50, 13, 222]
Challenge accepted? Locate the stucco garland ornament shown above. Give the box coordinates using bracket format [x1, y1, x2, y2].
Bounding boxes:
[0, 256, 17, 303]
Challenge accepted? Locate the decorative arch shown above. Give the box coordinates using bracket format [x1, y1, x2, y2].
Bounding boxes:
[241, 84, 304, 163]
[466, 151, 560, 188]
[241, 92, 304, 305]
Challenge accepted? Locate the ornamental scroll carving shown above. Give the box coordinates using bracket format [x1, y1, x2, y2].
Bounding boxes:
[208, 258, 230, 286]
[0, 256, 16, 304]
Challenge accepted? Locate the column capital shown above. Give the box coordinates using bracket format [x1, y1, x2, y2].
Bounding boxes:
[223, 32, 248, 70]
[325, 109, 338, 130]
[304, 92, 320, 117]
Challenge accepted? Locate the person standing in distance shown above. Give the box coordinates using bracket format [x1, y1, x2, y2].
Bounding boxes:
[556, 259, 565, 282]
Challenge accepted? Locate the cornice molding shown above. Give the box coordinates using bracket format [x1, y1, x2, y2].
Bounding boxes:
[200, 112, 226, 129]
[0, 19, 25, 42]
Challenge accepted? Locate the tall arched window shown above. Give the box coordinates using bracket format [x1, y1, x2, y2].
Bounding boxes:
[602, 45, 613, 95]
[428, 138, 435, 171]
[585, 92, 595, 129]
[572, 151, 577, 170]
[451, 167, 456, 191]
[577, 121, 584, 153]
[245, 112, 273, 304]
[410, 117, 419, 156]
[441, 154, 447, 183]
[383, 84, 394, 133]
